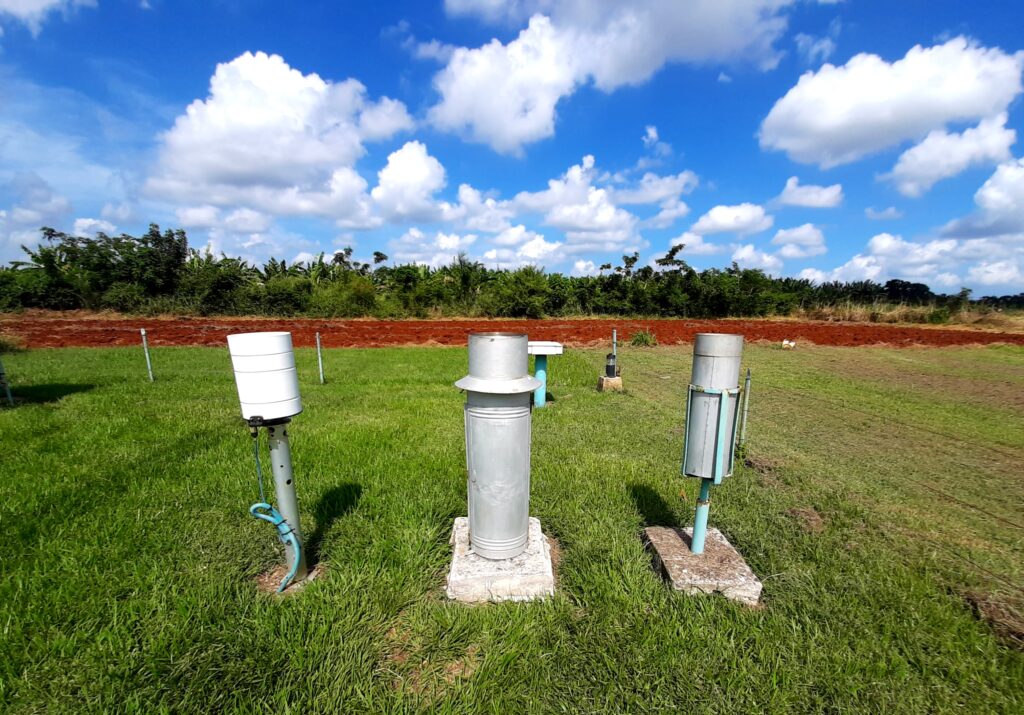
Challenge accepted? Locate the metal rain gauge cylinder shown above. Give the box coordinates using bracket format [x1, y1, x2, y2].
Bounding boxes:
[455, 333, 541, 560]
[227, 331, 308, 590]
[682, 333, 744, 554]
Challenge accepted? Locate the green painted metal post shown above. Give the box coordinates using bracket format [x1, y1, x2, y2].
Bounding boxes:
[691, 478, 712, 554]
[534, 354, 548, 407]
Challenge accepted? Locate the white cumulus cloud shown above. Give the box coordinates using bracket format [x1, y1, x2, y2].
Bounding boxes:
[691, 203, 773, 235]
[389, 227, 477, 268]
[669, 231, 727, 256]
[943, 157, 1024, 237]
[887, 113, 1015, 197]
[371, 141, 447, 221]
[427, 16, 579, 155]
[73, 217, 116, 235]
[865, 206, 903, 220]
[771, 223, 826, 258]
[807, 230, 1024, 290]
[732, 243, 782, 273]
[776, 176, 843, 207]
[146, 51, 412, 227]
[513, 155, 638, 251]
[760, 37, 1024, 167]
[611, 170, 698, 205]
[432, 2, 799, 153]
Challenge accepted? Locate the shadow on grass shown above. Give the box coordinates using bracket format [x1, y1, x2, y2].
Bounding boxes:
[307, 482, 362, 564]
[629, 483, 677, 526]
[7, 383, 95, 405]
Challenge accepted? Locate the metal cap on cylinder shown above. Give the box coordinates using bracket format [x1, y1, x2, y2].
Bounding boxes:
[227, 331, 302, 420]
[455, 333, 541, 394]
[683, 333, 744, 480]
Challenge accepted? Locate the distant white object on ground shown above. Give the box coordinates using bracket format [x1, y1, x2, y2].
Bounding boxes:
[782, 339, 797, 350]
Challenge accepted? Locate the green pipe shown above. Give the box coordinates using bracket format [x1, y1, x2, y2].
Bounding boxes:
[691, 478, 712, 554]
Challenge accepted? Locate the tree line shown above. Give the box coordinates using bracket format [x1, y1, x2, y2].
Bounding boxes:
[1, 225, 1020, 319]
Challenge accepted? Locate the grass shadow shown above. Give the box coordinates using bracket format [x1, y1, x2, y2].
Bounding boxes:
[7, 383, 95, 405]
[307, 482, 362, 564]
[629, 483, 677, 527]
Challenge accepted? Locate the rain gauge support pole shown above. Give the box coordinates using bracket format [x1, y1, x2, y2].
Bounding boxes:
[533, 354, 548, 407]
[140, 328, 154, 382]
[613, 329, 617, 358]
[0, 356, 13, 406]
[266, 421, 308, 581]
[682, 333, 743, 555]
[739, 368, 752, 447]
[316, 332, 325, 385]
[691, 479, 713, 554]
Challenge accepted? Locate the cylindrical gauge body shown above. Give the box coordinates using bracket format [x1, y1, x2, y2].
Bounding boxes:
[465, 391, 532, 559]
[605, 353, 617, 377]
[683, 333, 744, 479]
[227, 332, 302, 420]
[455, 333, 541, 560]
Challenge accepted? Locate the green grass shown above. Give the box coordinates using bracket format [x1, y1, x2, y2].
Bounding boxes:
[0, 343, 1022, 713]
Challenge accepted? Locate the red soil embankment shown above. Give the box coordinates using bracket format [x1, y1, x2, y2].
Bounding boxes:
[3, 315, 1023, 348]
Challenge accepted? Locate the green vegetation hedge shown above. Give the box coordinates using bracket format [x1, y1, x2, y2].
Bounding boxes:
[1, 225, 1018, 319]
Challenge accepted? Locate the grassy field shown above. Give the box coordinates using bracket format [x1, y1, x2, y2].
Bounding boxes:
[0, 342, 1022, 713]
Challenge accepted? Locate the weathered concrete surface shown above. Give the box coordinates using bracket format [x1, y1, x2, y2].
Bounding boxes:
[447, 517, 555, 603]
[597, 376, 624, 392]
[643, 526, 762, 607]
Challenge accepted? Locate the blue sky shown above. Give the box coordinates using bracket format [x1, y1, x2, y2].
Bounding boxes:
[1, 1, 1023, 294]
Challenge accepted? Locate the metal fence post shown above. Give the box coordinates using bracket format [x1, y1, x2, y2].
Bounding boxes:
[0, 356, 13, 406]
[740, 368, 752, 447]
[316, 332, 325, 385]
[140, 328, 154, 382]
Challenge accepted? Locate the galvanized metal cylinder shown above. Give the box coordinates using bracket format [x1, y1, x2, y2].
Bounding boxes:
[468, 333, 529, 383]
[465, 391, 532, 559]
[266, 423, 308, 581]
[456, 333, 541, 560]
[683, 333, 744, 479]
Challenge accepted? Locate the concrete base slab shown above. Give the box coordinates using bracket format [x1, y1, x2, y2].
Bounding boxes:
[598, 375, 624, 392]
[446, 517, 555, 603]
[643, 526, 762, 607]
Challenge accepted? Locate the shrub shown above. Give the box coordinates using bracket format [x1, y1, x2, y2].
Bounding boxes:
[480, 267, 550, 318]
[308, 277, 377, 317]
[630, 329, 658, 347]
[101, 282, 147, 313]
[262, 276, 312, 315]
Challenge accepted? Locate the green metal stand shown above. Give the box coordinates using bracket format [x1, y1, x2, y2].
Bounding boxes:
[533, 354, 548, 407]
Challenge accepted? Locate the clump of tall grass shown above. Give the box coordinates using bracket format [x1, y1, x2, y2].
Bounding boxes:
[0, 332, 25, 353]
[791, 302, 1011, 327]
[629, 329, 658, 346]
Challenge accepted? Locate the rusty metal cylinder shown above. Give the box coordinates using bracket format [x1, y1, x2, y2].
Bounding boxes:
[683, 333, 744, 480]
[456, 333, 541, 560]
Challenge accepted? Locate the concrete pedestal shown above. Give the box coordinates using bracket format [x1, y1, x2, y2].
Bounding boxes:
[446, 517, 555, 603]
[643, 526, 762, 606]
[597, 375, 624, 392]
